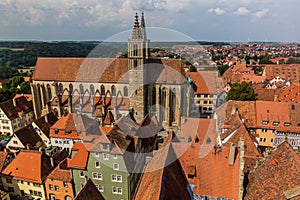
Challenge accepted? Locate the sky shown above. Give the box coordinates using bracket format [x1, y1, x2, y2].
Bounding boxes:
[0, 0, 299, 42]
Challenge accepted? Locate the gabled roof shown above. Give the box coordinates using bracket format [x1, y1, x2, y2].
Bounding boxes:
[277, 83, 300, 103]
[0, 151, 9, 172]
[69, 142, 89, 170]
[245, 141, 300, 199]
[188, 71, 218, 94]
[75, 179, 105, 200]
[2, 150, 54, 183]
[0, 96, 33, 120]
[47, 158, 72, 182]
[134, 141, 191, 200]
[33, 112, 58, 138]
[33, 57, 185, 84]
[9, 125, 44, 149]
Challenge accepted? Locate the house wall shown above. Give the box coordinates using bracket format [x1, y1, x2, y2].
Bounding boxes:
[45, 178, 74, 200]
[255, 129, 275, 147]
[71, 150, 130, 200]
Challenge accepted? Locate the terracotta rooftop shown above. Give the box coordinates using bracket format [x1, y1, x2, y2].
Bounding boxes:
[2, 150, 54, 183]
[265, 64, 300, 82]
[69, 142, 89, 170]
[188, 71, 218, 94]
[33, 57, 185, 84]
[134, 141, 191, 200]
[277, 83, 300, 103]
[75, 179, 105, 200]
[47, 158, 72, 182]
[245, 141, 300, 199]
[0, 151, 8, 171]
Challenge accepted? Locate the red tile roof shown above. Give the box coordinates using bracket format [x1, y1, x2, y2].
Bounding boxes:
[33, 57, 185, 84]
[2, 150, 53, 183]
[188, 71, 219, 94]
[69, 143, 89, 170]
[277, 83, 300, 103]
[47, 158, 72, 182]
[134, 142, 191, 200]
[0, 151, 8, 171]
[245, 141, 300, 199]
[265, 64, 300, 82]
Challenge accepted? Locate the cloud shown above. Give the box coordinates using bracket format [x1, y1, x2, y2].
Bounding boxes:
[254, 8, 269, 19]
[234, 7, 250, 16]
[208, 8, 226, 15]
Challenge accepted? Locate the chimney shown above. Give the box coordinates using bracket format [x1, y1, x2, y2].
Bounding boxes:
[50, 157, 54, 167]
[229, 143, 235, 165]
[26, 144, 30, 150]
[12, 98, 16, 107]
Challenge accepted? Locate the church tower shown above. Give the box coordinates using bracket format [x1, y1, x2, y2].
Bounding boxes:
[128, 13, 150, 122]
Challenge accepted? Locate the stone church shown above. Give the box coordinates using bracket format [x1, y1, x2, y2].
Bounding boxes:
[31, 13, 193, 130]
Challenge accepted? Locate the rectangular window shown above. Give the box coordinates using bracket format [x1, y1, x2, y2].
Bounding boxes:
[96, 184, 104, 192]
[113, 154, 118, 159]
[33, 183, 41, 187]
[112, 186, 122, 194]
[92, 172, 102, 180]
[55, 185, 59, 192]
[8, 187, 14, 193]
[112, 174, 122, 182]
[103, 153, 109, 160]
[259, 138, 266, 142]
[80, 171, 84, 178]
[95, 161, 100, 168]
[49, 184, 54, 190]
[6, 178, 12, 184]
[63, 181, 68, 188]
[113, 163, 119, 170]
[95, 152, 99, 157]
[272, 121, 279, 126]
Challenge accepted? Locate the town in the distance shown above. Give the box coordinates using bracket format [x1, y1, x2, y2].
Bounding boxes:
[0, 13, 299, 200]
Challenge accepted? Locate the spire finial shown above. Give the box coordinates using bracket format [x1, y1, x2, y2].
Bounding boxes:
[134, 13, 139, 28]
[141, 12, 145, 28]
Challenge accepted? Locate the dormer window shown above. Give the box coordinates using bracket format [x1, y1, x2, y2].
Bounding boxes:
[65, 131, 71, 135]
[272, 121, 279, 126]
[54, 129, 59, 134]
[262, 120, 268, 125]
[284, 122, 291, 126]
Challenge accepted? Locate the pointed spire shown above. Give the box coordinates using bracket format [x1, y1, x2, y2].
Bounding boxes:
[140, 12, 147, 40]
[141, 12, 145, 28]
[134, 12, 140, 28]
[132, 13, 140, 39]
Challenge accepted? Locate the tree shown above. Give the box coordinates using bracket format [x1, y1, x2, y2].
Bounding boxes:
[190, 65, 197, 72]
[217, 64, 229, 76]
[226, 81, 256, 101]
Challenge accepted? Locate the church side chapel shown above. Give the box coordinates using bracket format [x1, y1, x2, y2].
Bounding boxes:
[31, 13, 193, 130]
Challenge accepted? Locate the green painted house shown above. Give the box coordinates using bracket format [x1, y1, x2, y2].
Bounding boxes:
[69, 115, 158, 200]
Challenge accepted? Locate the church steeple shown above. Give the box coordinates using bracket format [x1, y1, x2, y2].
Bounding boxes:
[140, 12, 147, 40]
[132, 13, 140, 39]
[128, 12, 150, 122]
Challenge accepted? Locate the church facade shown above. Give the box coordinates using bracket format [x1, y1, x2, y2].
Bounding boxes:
[31, 13, 193, 130]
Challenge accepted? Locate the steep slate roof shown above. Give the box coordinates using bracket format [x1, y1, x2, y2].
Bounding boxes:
[245, 141, 300, 199]
[0, 96, 33, 120]
[75, 179, 105, 200]
[33, 57, 185, 84]
[2, 150, 54, 183]
[134, 139, 191, 200]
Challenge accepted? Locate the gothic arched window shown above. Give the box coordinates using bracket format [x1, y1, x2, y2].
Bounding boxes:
[111, 85, 116, 96]
[101, 85, 105, 96]
[124, 86, 128, 97]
